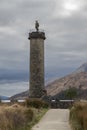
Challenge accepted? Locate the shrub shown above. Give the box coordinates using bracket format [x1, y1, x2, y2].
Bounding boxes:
[42, 101, 49, 108]
[0, 103, 48, 130]
[0, 104, 34, 130]
[25, 108, 34, 122]
[65, 87, 77, 100]
[26, 98, 49, 109]
[70, 102, 87, 130]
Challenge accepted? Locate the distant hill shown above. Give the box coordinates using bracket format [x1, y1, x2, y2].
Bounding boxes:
[10, 90, 29, 100]
[75, 63, 87, 73]
[0, 95, 9, 100]
[10, 63, 87, 100]
[47, 72, 87, 99]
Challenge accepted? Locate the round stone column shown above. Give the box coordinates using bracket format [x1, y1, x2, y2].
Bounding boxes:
[28, 31, 46, 98]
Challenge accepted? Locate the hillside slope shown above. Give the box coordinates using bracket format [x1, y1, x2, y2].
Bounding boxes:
[10, 63, 87, 100]
[47, 72, 87, 97]
[10, 90, 29, 100]
[75, 63, 87, 73]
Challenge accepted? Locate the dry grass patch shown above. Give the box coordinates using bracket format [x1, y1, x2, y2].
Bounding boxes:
[0, 103, 48, 130]
[0, 104, 34, 130]
[70, 102, 87, 130]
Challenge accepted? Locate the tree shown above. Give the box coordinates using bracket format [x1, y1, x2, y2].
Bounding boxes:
[65, 87, 77, 100]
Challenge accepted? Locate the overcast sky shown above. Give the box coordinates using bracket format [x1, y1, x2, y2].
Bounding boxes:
[0, 0, 87, 96]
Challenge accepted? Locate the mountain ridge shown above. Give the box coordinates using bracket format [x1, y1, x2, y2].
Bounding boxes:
[75, 63, 87, 73]
[0, 95, 9, 100]
[10, 63, 87, 100]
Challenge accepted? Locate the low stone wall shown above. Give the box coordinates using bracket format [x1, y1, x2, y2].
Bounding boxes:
[50, 100, 74, 108]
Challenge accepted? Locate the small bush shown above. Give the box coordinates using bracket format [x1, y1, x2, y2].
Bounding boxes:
[25, 108, 34, 122]
[26, 98, 49, 109]
[70, 102, 87, 130]
[42, 101, 49, 108]
[0, 102, 48, 130]
[0, 104, 34, 130]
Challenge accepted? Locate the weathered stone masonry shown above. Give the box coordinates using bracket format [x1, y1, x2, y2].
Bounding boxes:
[28, 31, 46, 98]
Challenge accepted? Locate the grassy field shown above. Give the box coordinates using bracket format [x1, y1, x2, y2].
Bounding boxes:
[70, 101, 87, 130]
[0, 99, 49, 130]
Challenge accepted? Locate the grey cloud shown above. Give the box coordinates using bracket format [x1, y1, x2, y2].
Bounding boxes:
[0, 48, 29, 70]
[0, 0, 53, 26]
[0, 0, 87, 82]
[0, 81, 29, 96]
[0, 0, 87, 95]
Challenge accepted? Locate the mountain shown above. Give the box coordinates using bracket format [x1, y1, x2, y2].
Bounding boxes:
[75, 63, 87, 73]
[10, 90, 29, 100]
[10, 63, 87, 100]
[47, 72, 87, 99]
[0, 95, 9, 100]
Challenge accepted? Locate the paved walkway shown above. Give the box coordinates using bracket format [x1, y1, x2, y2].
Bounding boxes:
[32, 109, 71, 130]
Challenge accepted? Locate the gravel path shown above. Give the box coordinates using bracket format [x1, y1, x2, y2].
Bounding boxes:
[32, 109, 71, 130]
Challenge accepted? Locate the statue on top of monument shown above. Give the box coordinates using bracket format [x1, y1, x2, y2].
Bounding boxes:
[35, 20, 39, 32]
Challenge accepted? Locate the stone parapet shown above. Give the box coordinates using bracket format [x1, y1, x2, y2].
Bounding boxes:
[28, 31, 46, 40]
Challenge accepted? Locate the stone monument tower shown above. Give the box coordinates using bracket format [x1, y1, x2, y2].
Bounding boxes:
[28, 21, 46, 98]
